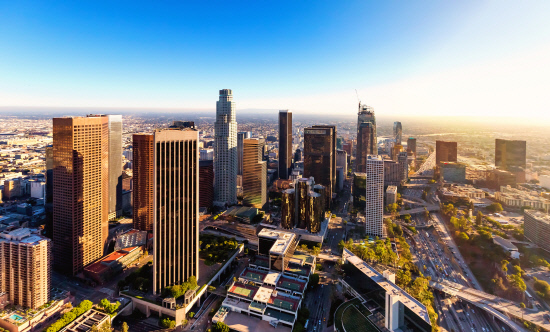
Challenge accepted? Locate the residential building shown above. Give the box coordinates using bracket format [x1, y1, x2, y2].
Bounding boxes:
[243, 138, 267, 209]
[393, 121, 402, 145]
[436, 141, 457, 164]
[0, 228, 51, 309]
[524, 210, 550, 252]
[398, 151, 408, 184]
[214, 89, 238, 207]
[365, 156, 385, 238]
[495, 139, 527, 170]
[53, 116, 109, 275]
[386, 186, 397, 205]
[133, 134, 154, 232]
[279, 110, 293, 180]
[495, 185, 550, 211]
[152, 128, 199, 294]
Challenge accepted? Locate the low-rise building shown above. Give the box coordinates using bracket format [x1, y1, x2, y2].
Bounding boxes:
[495, 185, 550, 211]
[524, 210, 550, 253]
[493, 236, 520, 259]
[386, 186, 397, 205]
[84, 246, 142, 284]
[440, 162, 467, 183]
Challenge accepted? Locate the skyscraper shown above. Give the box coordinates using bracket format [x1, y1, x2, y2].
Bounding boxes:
[153, 128, 199, 294]
[133, 134, 154, 232]
[304, 126, 335, 207]
[242, 138, 267, 209]
[495, 139, 527, 170]
[53, 116, 109, 275]
[280, 178, 325, 232]
[237, 131, 251, 197]
[436, 141, 458, 164]
[398, 151, 409, 184]
[365, 155, 385, 238]
[393, 121, 402, 145]
[407, 137, 417, 157]
[357, 103, 377, 171]
[279, 110, 293, 180]
[87, 115, 123, 220]
[199, 160, 214, 209]
[214, 89, 238, 206]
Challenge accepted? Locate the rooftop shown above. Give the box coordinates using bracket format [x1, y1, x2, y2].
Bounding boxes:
[258, 229, 295, 255]
[525, 210, 550, 223]
[253, 286, 274, 303]
[343, 248, 431, 324]
[228, 282, 259, 300]
[277, 276, 306, 293]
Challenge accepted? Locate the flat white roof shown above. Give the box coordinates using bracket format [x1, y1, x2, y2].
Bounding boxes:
[258, 229, 295, 255]
[264, 271, 281, 285]
[253, 286, 274, 304]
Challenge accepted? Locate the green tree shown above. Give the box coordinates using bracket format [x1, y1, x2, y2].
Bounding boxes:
[458, 232, 469, 242]
[122, 322, 129, 332]
[188, 312, 195, 318]
[476, 211, 483, 226]
[487, 203, 504, 213]
[212, 321, 230, 332]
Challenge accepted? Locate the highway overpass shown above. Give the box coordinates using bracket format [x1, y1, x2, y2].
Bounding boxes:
[384, 205, 440, 218]
[430, 278, 550, 331]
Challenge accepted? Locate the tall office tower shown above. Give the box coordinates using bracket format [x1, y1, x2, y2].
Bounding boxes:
[284, 177, 325, 232]
[407, 137, 417, 157]
[304, 126, 334, 207]
[45, 145, 54, 238]
[199, 160, 214, 209]
[436, 141, 458, 164]
[242, 138, 267, 209]
[365, 155, 385, 238]
[0, 229, 51, 309]
[392, 145, 404, 161]
[88, 115, 123, 220]
[495, 139, 527, 170]
[383, 160, 400, 187]
[52, 116, 109, 275]
[357, 103, 377, 170]
[153, 128, 199, 294]
[356, 122, 375, 172]
[237, 132, 252, 176]
[393, 122, 403, 145]
[133, 134, 154, 232]
[336, 150, 348, 177]
[294, 148, 302, 163]
[281, 189, 295, 229]
[279, 110, 293, 179]
[313, 125, 337, 188]
[398, 152, 409, 184]
[214, 89, 238, 206]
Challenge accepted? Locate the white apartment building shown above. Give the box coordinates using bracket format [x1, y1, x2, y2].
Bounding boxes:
[214, 89, 238, 206]
[0, 228, 51, 309]
[495, 185, 550, 211]
[366, 155, 385, 238]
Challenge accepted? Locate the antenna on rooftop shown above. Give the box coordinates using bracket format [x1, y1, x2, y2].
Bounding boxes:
[355, 89, 361, 104]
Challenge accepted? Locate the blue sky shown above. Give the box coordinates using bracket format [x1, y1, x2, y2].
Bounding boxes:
[1, 1, 549, 118]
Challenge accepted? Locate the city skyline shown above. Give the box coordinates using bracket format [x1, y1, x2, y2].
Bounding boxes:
[1, 2, 549, 119]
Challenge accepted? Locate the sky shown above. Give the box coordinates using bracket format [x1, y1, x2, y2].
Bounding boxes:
[1, 1, 549, 118]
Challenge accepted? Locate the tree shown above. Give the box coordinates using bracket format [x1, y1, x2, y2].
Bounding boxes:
[424, 208, 430, 220]
[476, 211, 483, 226]
[487, 203, 504, 213]
[458, 232, 469, 242]
[212, 321, 230, 332]
[188, 312, 195, 318]
[338, 240, 346, 251]
[122, 322, 129, 332]
[208, 285, 216, 292]
[100, 321, 111, 332]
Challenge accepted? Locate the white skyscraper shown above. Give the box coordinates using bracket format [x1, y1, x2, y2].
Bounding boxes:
[214, 89, 238, 206]
[366, 155, 385, 238]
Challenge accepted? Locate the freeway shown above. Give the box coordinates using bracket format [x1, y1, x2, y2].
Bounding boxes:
[430, 279, 550, 331]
